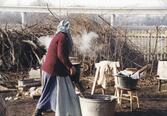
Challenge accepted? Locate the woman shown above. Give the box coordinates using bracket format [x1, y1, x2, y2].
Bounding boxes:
[34, 20, 82, 116]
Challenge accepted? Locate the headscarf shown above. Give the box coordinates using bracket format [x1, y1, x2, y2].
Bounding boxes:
[55, 20, 73, 53]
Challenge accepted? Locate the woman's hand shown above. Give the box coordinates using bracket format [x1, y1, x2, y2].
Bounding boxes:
[70, 66, 76, 76]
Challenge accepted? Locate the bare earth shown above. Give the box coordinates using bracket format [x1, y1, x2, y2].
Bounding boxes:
[2, 76, 167, 116]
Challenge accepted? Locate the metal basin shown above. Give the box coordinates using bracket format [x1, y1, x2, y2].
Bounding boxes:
[79, 94, 117, 116]
[117, 76, 138, 89]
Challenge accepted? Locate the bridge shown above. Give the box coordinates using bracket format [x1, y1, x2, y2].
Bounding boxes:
[0, 5, 167, 27]
[0, 6, 167, 15]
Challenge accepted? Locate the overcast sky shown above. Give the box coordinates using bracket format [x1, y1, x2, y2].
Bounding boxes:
[1, 0, 167, 8]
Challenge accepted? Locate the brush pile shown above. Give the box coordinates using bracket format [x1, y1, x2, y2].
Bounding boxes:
[0, 28, 47, 87]
[0, 29, 46, 72]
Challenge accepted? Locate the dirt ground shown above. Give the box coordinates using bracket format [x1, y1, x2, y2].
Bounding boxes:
[1, 76, 167, 116]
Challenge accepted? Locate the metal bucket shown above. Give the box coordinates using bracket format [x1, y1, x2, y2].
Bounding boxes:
[117, 76, 138, 89]
[79, 94, 117, 116]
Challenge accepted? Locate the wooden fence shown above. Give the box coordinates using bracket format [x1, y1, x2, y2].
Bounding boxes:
[124, 26, 167, 62]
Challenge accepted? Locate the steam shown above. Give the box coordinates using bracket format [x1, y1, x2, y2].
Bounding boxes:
[38, 35, 52, 50]
[73, 31, 100, 58]
[38, 31, 101, 59]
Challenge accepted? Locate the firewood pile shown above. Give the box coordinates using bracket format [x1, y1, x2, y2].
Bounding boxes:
[0, 29, 46, 72]
[0, 28, 47, 87]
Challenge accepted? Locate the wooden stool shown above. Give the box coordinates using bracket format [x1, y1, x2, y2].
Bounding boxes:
[115, 87, 139, 111]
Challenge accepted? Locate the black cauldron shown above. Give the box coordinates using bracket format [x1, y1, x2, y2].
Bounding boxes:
[70, 62, 85, 92]
[70, 62, 81, 83]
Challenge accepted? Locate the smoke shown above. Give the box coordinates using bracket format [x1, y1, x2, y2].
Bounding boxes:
[38, 35, 52, 50]
[73, 31, 100, 58]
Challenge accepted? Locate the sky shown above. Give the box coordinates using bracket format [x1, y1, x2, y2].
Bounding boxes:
[1, 0, 167, 8]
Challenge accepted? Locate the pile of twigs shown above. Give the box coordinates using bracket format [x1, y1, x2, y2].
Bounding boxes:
[0, 28, 46, 72]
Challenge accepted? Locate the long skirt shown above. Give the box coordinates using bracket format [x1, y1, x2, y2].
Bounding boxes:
[36, 71, 82, 116]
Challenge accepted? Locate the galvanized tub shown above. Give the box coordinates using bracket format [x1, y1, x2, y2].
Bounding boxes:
[117, 75, 138, 89]
[79, 94, 117, 116]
